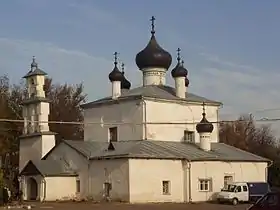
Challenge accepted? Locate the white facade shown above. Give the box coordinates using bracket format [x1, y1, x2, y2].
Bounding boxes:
[18, 27, 269, 203]
[40, 142, 268, 202]
[20, 175, 77, 201]
[84, 99, 219, 143]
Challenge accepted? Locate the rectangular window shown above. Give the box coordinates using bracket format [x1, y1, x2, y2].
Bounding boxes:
[162, 181, 171, 195]
[76, 179, 80, 193]
[184, 130, 195, 142]
[224, 175, 234, 188]
[109, 127, 118, 142]
[199, 179, 212, 192]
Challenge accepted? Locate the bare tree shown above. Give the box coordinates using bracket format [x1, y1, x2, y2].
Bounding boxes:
[219, 114, 280, 186]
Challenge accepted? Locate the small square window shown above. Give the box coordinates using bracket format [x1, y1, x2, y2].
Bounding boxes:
[162, 181, 170, 195]
[199, 179, 211, 192]
[184, 130, 195, 142]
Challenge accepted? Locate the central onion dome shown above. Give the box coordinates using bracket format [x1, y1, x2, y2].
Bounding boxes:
[196, 103, 214, 133]
[135, 16, 172, 70]
[171, 48, 188, 78]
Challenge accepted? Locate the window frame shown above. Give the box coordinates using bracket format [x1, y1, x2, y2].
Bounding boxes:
[162, 180, 171, 195]
[199, 178, 212, 192]
[223, 175, 234, 188]
[109, 127, 118, 142]
[183, 130, 195, 142]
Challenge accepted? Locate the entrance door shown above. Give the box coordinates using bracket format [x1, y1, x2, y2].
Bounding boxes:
[104, 182, 112, 201]
[28, 178, 38, 200]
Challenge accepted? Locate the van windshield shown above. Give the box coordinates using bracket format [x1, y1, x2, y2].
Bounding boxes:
[222, 184, 236, 192]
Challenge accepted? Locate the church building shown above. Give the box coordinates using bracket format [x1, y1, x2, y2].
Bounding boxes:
[19, 17, 269, 203]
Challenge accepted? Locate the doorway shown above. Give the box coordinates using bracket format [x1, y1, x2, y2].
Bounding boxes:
[104, 182, 112, 201]
[28, 177, 38, 200]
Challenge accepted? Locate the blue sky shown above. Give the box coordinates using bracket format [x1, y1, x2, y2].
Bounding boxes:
[0, 0, 280, 128]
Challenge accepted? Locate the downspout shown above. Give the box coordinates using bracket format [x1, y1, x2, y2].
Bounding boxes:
[42, 178, 46, 201]
[187, 161, 192, 203]
[142, 99, 147, 140]
[216, 108, 219, 142]
[87, 154, 91, 198]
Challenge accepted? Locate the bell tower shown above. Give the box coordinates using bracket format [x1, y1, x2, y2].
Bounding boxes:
[19, 57, 56, 171]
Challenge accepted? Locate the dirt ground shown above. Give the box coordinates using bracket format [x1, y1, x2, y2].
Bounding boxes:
[6, 202, 252, 210]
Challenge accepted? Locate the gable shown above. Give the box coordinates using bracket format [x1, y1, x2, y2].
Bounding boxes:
[19, 161, 42, 176]
[42, 141, 88, 160]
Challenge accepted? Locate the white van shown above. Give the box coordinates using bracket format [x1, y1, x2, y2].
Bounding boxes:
[217, 182, 270, 205]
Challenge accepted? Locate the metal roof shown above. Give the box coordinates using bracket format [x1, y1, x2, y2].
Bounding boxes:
[63, 140, 269, 162]
[81, 85, 221, 108]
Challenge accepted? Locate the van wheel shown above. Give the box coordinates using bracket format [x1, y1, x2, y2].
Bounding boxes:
[232, 198, 238, 205]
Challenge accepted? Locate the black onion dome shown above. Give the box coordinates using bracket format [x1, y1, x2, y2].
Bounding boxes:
[121, 72, 131, 89]
[136, 35, 172, 70]
[109, 66, 123, 82]
[109, 52, 124, 82]
[185, 76, 189, 87]
[136, 17, 172, 70]
[196, 111, 214, 133]
[171, 62, 188, 78]
[171, 49, 188, 77]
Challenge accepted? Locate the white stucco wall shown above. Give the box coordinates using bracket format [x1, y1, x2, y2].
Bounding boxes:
[45, 142, 89, 198]
[88, 159, 129, 202]
[83, 100, 143, 141]
[44, 176, 77, 201]
[189, 161, 268, 202]
[144, 100, 220, 143]
[129, 159, 184, 203]
[46, 143, 130, 201]
[83, 98, 220, 143]
[21, 175, 77, 201]
[19, 135, 56, 172]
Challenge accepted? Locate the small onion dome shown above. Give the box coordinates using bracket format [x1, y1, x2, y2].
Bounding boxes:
[185, 76, 189, 87]
[135, 16, 172, 70]
[121, 72, 131, 90]
[109, 66, 123, 82]
[171, 59, 188, 78]
[196, 107, 214, 133]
